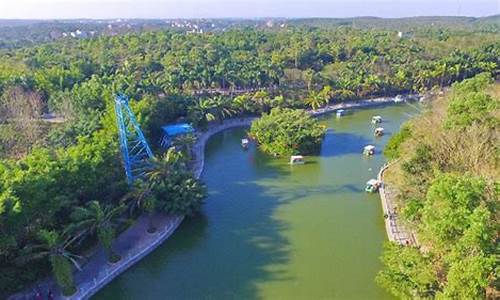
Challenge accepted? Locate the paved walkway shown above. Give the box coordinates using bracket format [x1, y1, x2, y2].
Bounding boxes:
[378, 164, 417, 246]
[10, 95, 411, 300]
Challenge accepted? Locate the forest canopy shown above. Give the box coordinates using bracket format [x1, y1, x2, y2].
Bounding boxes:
[0, 20, 498, 297]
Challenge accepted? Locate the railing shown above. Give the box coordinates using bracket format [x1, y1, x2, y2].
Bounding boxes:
[11, 96, 417, 300]
[72, 216, 184, 299]
[378, 162, 417, 246]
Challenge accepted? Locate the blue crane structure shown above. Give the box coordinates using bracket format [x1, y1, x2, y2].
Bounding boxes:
[114, 93, 154, 184]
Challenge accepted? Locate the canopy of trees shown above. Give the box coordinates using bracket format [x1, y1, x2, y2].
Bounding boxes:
[0, 20, 498, 297]
[378, 73, 498, 299]
[250, 108, 326, 156]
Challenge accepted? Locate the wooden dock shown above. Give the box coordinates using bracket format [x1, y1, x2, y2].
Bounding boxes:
[378, 164, 417, 246]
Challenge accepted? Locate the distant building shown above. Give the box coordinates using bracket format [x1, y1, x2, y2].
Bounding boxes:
[266, 20, 274, 28]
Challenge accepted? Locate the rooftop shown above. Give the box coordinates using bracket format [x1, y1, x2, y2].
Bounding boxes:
[161, 123, 194, 136]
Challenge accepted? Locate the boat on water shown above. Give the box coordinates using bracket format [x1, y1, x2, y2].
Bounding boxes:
[363, 145, 375, 156]
[365, 179, 382, 193]
[290, 155, 305, 165]
[374, 127, 384, 137]
[394, 95, 405, 103]
[371, 116, 382, 124]
[336, 109, 346, 117]
[241, 138, 249, 149]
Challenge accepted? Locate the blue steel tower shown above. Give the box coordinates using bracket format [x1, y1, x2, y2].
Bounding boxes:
[114, 94, 154, 184]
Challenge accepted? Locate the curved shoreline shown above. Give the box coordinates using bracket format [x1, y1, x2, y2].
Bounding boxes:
[10, 95, 409, 300]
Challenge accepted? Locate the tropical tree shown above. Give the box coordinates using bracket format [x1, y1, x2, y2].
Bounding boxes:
[212, 95, 236, 122]
[145, 148, 206, 216]
[172, 134, 196, 160]
[68, 201, 125, 262]
[145, 148, 184, 188]
[304, 91, 324, 110]
[187, 98, 216, 129]
[16, 230, 82, 296]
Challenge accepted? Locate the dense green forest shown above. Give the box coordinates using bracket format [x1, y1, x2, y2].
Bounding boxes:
[0, 19, 499, 296]
[379, 73, 498, 299]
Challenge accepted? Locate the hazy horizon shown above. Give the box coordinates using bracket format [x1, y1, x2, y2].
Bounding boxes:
[0, 0, 498, 20]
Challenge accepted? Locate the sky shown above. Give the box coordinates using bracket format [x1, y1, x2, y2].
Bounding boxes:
[0, 0, 498, 19]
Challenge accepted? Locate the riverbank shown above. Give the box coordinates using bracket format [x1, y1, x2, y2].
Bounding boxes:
[9, 94, 410, 300]
[378, 163, 417, 246]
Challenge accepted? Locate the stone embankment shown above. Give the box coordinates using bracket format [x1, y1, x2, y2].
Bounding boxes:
[10, 94, 412, 300]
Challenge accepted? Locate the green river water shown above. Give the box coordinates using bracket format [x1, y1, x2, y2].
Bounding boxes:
[94, 103, 418, 300]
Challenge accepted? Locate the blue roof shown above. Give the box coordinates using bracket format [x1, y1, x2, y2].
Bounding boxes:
[161, 123, 194, 136]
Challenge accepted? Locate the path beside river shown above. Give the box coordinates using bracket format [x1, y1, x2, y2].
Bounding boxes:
[10, 95, 409, 300]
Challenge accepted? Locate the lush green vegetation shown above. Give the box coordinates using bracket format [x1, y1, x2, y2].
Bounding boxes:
[378, 73, 498, 299]
[250, 108, 326, 157]
[0, 19, 498, 297]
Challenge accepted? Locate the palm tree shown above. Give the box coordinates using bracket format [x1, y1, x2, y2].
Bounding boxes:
[172, 134, 196, 160]
[232, 94, 253, 114]
[68, 201, 125, 262]
[145, 148, 183, 188]
[252, 90, 271, 113]
[212, 95, 236, 122]
[188, 98, 216, 128]
[318, 85, 333, 104]
[304, 91, 324, 110]
[16, 230, 82, 296]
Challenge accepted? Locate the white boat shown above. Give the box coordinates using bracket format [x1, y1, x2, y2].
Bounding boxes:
[371, 116, 382, 124]
[363, 145, 375, 156]
[336, 109, 345, 117]
[365, 179, 382, 192]
[394, 95, 405, 103]
[290, 155, 305, 164]
[241, 138, 249, 148]
[374, 127, 384, 137]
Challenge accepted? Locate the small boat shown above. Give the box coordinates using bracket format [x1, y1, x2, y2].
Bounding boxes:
[365, 179, 382, 193]
[336, 109, 345, 117]
[290, 155, 305, 165]
[394, 95, 405, 103]
[363, 145, 375, 156]
[374, 127, 384, 137]
[371, 116, 382, 124]
[241, 138, 249, 149]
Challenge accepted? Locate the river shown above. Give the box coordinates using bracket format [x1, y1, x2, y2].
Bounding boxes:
[94, 103, 418, 300]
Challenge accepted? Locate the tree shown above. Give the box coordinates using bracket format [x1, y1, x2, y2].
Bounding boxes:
[249, 108, 327, 157]
[68, 201, 125, 262]
[188, 98, 216, 129]
[17, 230, 81, 296]
[304, 91, 324, 110]
[211, 95, 236, 122]
[145, 148, 206, 216]
[376, 242, 438, 299]
[0, 86, 44, 157]
[172, 134, 196, 160]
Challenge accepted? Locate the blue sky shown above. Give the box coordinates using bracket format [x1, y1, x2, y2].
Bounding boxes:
[0, 0, 498, 19]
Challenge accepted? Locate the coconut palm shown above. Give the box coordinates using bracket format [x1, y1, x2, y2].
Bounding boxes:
[304, 91, 324, 110]
[145, 148, 183, 188]
[188, 98, 216, 128]
[212, 95, 236, 122]
[68, 201, 125, 262]
[172, 133, 196, 160]
[16, 230, 82, 296]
